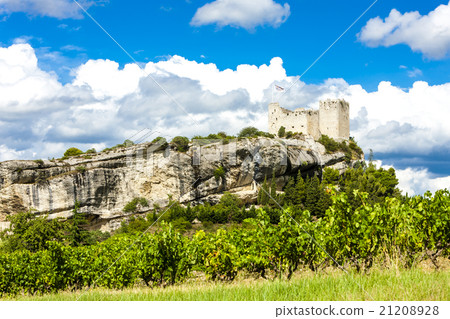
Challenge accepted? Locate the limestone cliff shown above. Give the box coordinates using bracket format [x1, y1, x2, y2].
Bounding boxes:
[0, 136, 360, 230]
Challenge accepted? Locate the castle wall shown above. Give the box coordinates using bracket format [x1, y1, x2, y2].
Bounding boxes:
[307, 111, 320, 140]
[269, 99, 349, 140]
[319, 99, 349, 140]
[338, 101, 350, 140]
[268, 103, 314, 136]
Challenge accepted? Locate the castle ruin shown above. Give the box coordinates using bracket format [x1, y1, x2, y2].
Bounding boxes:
[268, 99, 350, 140]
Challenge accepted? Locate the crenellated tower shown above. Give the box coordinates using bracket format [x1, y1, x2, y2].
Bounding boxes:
[318, 99, 349, 140]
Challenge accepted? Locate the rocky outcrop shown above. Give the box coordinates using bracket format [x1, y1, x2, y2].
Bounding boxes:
[0, 136, 361, 230]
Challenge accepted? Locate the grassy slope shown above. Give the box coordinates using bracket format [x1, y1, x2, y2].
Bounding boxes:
[4, 266, 449, 301]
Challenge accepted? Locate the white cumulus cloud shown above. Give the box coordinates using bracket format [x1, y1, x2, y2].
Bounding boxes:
[0, 43, 63, 116]
[358, 1, 450, 59]
[373, 161, 450, 195]
[73, 59, 144, 99]
[396, 167, 450, 195]
[0, 0, 93, 19]
[191, 0, 290, 30]
[144, 55, 286, 102]
[0, 144, 24, 162]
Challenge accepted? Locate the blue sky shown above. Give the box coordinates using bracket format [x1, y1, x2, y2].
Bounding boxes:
[1, 0, 450, 194]
[2, 0, 450, 88]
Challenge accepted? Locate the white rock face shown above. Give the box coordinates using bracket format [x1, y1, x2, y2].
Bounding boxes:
[0, 137, 358, 230]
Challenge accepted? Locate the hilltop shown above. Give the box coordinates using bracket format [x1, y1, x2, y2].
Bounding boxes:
[0, 133, 363, 231]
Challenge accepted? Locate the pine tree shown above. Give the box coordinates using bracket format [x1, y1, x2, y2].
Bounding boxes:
[305, 176, 320, 216]
[305, 176, 331, 218]
[270, 172, 277, 206]
[67, 201, 90, 246]
[283, 177, 296, 205]
[258, 176, 269, 205]
[295, 170, 306, 206]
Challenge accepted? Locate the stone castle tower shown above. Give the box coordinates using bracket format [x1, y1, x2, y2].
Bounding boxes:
[268, 99, 350, 140]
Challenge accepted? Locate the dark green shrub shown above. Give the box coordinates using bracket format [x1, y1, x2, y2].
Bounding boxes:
[123, 197, 149, 213]
[123, 139, 134, 147]
[171, 217, 192, 233]
[76, 166, 86, 173]
[322, 167, 340, 185]
[151, 136, 168, 149]
[171, 136, 190, 152]
[33, 159, 44, 166]
[238, 126, 260, 138]
[214, 166, 225, 180]
[349, 140, 363, 156]
[318, 135, 340, 153]
[277, 126, 286, 137]
[118, 216, 151, 234]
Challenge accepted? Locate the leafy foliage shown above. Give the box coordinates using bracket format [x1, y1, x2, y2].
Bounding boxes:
[33, 159, 44, 166]
[283, 171, 331, 217]
[213, 166, 225, 181]
[192, 132, 235, 145]
[0, 211, 66, 253]
[339, 163, 400, 206]
[171, 136, 190, 152]
[0, 189, 448, 296]
[63, 147, 83, 157]
[0, 153, 448, 297]
[0, 204, 108, 254]
[102, 139, 136, 153]
[123, 197, 149, 213]
[151, 136, 168, 148]
[277, 126, 286, 138]
[237, 127, 274, 138]
[318, 135, 363, 162]
[75, 166, 86, 173]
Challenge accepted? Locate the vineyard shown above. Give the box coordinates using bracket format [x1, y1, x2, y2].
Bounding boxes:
[0, 188, 448, 297]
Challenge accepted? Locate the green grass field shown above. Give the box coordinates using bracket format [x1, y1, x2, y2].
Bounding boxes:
[4, 265, 449, 301]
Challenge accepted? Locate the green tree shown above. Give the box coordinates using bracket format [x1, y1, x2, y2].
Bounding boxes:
[339, 163, 400, 206]
[322, 167, 340, 185]
[123, 139, 134, 147]
[304, 176, 330, 218]
[217, 131, 227, 139]
[277, 126, 286, 138]
[294, 170, 307, 206]
[152, 136, 168, 149]
[238, 126, 260, 138]
[66, 202, 91, 246]
[64, 147, 83, 157]
[257, 176, 270, 205]
[269, 172, 278, 206]
[283, 177, 296, 205]
[0, 211, 67, 253]
[217, 192, 243, 222]
[214, 166, 226, 181]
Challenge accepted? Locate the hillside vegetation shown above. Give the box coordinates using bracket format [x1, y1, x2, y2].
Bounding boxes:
[0, 130, 448, 299]
[0, 171, 448, 296]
